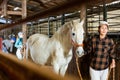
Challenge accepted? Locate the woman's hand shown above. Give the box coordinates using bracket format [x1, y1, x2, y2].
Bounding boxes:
[110, 59, 115, 68]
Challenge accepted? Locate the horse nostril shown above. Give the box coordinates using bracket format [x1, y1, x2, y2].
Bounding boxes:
[77, 51, 79, 54]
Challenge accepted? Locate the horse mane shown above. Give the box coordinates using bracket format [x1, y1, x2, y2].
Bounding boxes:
[53, 21, 73, 40]
[51, 21, 74, 53]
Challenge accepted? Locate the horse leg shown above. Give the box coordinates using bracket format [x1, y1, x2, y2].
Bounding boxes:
[59, 64, 69, 76]
[25, 42, 29, 59]
[25, 41, 29, 59]
[60, 49, 73, 76]
[16, 49, 23, 60]
[53, 62, 60, 75]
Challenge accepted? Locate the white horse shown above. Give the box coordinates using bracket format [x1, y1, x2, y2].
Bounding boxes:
[25, 19, 85, 76]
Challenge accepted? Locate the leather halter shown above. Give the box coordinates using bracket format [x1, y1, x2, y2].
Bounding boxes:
[71, 39, 83, 48]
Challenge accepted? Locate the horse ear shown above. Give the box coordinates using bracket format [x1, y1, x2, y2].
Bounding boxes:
[80, 19, 85, 26]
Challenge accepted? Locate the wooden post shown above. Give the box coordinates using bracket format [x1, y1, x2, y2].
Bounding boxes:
[48, 17, 50, 37]
[22, 0, 27, 58]
[103, 1, 107, 21]
[61, 14, 65, 25]
[1, 0, 7, 22]
[3, 0, 9, 24]
[98, 6, 101, 24]
[3, 0, 7, 17]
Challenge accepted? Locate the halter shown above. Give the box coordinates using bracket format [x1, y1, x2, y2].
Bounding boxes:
[71, 39, 84, 48]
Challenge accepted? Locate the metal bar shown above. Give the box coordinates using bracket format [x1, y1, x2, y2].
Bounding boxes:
[48, 17, 50, 37]
[61, 14, 65, 25]
[103, 1, 107, 21]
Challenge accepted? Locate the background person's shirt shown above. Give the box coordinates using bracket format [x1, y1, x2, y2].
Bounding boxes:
[14, 38, 23, 49]
[2, 39, 13, 53]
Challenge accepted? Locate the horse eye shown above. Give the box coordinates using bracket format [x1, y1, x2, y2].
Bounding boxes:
[72, 33, 75, 36]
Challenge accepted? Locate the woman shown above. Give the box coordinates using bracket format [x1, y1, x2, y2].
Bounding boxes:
[15, 32, 23, 60]
[86, 21, 115, 80]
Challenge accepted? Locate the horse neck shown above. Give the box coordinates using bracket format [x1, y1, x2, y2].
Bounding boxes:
[53, 26, 72, 51]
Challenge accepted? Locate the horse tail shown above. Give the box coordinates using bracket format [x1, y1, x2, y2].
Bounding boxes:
[25, 39, 30, 59]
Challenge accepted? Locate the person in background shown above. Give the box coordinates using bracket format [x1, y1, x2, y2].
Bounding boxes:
[10, 34, 16, 43]
[2, 35, 13, 53]
[15, 32, 23, 60]
[85, 21, 116, 80]
[10, 34, 17, 55]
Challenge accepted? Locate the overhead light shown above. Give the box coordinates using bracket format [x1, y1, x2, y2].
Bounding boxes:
[14, 7, 20, 10]
[93, 7, 97, 9]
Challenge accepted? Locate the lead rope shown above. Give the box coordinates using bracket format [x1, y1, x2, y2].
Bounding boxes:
[107, 67, 111, 80]
[71, 39, 83, 80]
[75, 54, 83, 80]
[113, 68, 115, 80]
[107, 67, 115, 80]
[22, 43, 26, 60]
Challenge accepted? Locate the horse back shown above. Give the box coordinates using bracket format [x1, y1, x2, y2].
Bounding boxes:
[27, 34, 48, 45]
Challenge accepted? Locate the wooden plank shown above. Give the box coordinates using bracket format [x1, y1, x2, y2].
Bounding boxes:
[0, 11, 22, 15]
[0, 51, 79, 80]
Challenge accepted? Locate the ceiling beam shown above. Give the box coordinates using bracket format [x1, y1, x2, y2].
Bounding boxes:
[0, 0, 117, 30]
[8, 11, 22, 15]
[0, 11, 22, 15]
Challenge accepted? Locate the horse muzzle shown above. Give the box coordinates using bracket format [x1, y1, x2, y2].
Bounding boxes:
[76, 47, 84, 57]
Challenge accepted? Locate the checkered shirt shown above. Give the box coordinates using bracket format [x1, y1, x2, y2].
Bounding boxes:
[87, 35, 115, 70]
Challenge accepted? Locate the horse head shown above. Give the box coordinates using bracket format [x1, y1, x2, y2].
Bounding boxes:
[71, 19, 85, 57]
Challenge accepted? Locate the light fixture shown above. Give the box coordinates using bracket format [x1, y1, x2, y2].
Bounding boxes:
[14, 7, 20, 10]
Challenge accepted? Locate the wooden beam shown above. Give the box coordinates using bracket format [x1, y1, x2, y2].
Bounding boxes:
[8, 11, 22, 15]
[30, 0, 47, 8]
[0, 11, 22, 15]
[0, 0, 117, 30]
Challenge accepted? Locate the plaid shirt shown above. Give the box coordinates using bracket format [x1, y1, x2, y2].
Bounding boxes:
[87, 35, 115, 70]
